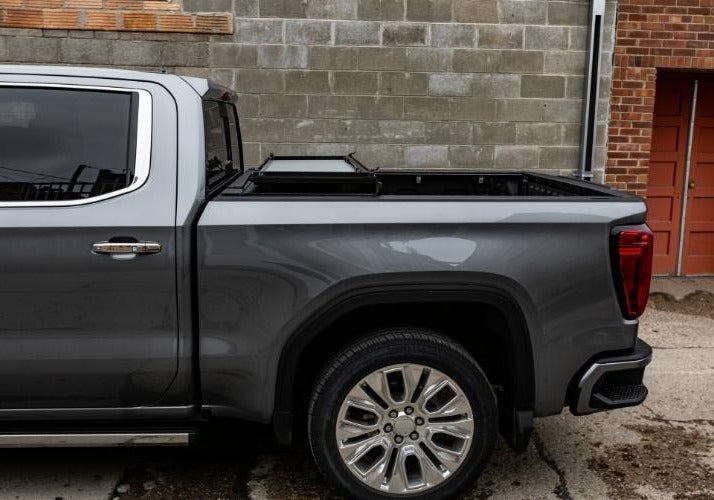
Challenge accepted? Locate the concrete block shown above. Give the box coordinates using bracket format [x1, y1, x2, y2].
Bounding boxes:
[242, 142, 261, 168]
[68, 30, 95, 39]
[235, 0, 259, 17]
[496, 99, 544, 121]
[406, 47, 452, 72]
[431, 24, 476, 48]
[237, 93, 260, 117]
[259, 94, 308, 118]
[562, 123, 582, 145]
[544, 51, 585, 75]
[236, 68, 285, 93]
[380, 72, 428, 95]
[354, 144, 405, 169]
[382, 23, 428, 46]
[310, 141, 361, 154]
[259, 46, 308, 69]
[358, 0, 404, 21]
[472, 74, 520, 98]
[454, 0, 498, 23]
[353, 96, 404, 119]
[521, 75, 565, 98]
[404, 145, 449, 168]
[333, 71, 379, 94]
[57, 38, 109, 64]
[452, 49, 499, 73]
[566, 75, 584, 98]
[309, 47, 358, 69]
[515, 123, 562, 145]
[335, 21, 381, 45]
[358, 47, 407, 70]
[284, 119, 336, 142]
[111, 40, 162, 66]
[378, 120, 426, 143]
[494, 145, 540, 168]
[183, 0, 231, 12]
[450, 97, 497, 121]
[241, 118, 285, 142]
[259, 0, 307, 18]
[404, 97, 450, 120]
[426, 122, 471, 144]
[308, 96, 403, 119]
[542, 99, 582, 123]
[497, 50, 544, 73]
[175, 67, 211, 79]
[569, 26, 587, 50]
[525, 26, 568, 50]
[429, 74, 473, 96]
[539, 146, 579, 169]
[286, 20, 332, 45]
[547, 1, 588, 25]
[236, 18, 283, 44]
[209, 69, 235, 89]
[285, 71, 330, 93]
[473, 122, 516, 144]
[448, 145, 495, 168]
[261, 143, 309, 158]
[334, 120, 381, 142]
[210, 43, 257, 68]
[307, 0, 357, 19]
[499, 0, 547, 24]
[478, 25, 523, 49]
[406, 0, 453, 22]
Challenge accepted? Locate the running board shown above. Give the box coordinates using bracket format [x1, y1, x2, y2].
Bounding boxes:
[0, 432, 191, 448]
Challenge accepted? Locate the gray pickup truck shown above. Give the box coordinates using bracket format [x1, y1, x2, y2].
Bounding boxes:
[0, 65, 654, 499]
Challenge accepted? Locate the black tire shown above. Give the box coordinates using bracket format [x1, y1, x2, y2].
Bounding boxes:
[307, 327, 498, 500]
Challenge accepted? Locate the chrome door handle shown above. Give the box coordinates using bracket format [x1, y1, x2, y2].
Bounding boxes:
[92, 241, 161, 255]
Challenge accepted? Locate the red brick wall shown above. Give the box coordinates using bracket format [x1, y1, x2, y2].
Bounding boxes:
[606, 0, 714, 195]
[0, 0, 232, 33]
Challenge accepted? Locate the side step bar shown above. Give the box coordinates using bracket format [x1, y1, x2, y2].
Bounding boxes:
[0, 432, 191, 448]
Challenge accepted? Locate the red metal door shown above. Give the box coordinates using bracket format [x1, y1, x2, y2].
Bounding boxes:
[682, 80, 714, 275]
[646, 77, 692, 275]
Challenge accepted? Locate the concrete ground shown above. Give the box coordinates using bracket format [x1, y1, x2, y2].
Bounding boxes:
[0, 278, 711, 500]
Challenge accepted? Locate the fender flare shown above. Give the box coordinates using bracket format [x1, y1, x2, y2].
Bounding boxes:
[272, 273, 538, 449]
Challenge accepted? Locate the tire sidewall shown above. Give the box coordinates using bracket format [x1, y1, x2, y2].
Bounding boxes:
[308, 333, 498, 500]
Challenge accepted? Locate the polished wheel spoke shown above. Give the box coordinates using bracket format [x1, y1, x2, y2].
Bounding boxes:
[335, 363, 474, 495]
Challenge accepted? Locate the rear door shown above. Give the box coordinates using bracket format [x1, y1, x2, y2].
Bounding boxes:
[646, 77, 692, 275]
[0, 77, 179, 409]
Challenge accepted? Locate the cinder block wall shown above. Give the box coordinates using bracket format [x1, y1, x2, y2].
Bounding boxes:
[0, 0, 616, 176]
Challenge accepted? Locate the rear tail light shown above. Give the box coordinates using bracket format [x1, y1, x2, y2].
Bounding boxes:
[614, 226, 654, 319]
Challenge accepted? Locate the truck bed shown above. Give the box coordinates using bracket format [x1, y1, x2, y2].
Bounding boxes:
[218, 155, 631, 199]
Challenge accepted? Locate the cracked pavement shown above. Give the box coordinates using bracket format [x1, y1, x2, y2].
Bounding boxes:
[0, 288, 711, 500]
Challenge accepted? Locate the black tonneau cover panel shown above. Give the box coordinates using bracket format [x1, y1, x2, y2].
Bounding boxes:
[220, 155, 630, 199]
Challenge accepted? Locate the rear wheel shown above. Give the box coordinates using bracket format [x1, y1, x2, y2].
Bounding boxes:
[307, 328, 498, 499]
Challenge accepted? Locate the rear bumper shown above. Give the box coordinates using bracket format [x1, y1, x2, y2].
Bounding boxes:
[570, 339, 652, 415]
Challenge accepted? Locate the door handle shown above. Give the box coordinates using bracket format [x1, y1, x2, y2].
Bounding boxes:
[688, 179, 695, 190]
[92, 241, 161, 255]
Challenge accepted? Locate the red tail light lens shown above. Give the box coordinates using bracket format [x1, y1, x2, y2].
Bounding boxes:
[616, 227, 654, 319]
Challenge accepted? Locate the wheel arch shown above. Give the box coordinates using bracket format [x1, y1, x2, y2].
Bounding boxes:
[272, 273, 538, 452]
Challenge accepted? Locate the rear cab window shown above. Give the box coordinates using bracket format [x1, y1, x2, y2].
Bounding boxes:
[0, 86, 149, 203]
[202, 93, 243, 197]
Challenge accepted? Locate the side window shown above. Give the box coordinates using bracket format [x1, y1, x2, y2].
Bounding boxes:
[0, 87, 139, 202]
[203, 99, 242, 194]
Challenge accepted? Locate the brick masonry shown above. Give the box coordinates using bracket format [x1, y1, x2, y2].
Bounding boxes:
[0, 0, 233, 33]
[606, 0, 714, 195]
[0, 0, 616, 175]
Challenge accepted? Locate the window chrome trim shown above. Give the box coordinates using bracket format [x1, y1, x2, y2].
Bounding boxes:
[0, 82, 152, 207]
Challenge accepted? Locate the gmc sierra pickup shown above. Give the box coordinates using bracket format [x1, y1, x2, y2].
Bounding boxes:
[0, 65, 653, 499]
